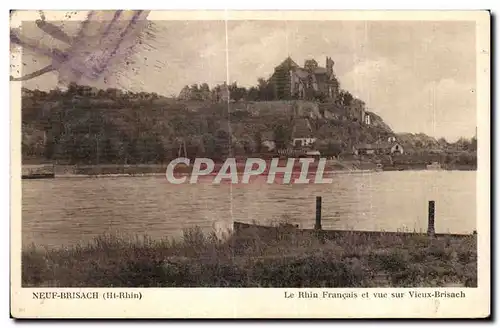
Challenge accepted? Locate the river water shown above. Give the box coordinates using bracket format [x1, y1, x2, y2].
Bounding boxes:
[22, 170, 476, 248]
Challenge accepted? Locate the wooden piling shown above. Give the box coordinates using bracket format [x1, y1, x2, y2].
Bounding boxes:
[315, 196, 322, 230]
[427, 200, 435, 236]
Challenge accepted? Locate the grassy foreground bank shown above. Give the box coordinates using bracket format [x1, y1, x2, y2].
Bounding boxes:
[22, 226, 477, 287]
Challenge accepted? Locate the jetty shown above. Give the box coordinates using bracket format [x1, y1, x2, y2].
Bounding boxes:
[233, 197, 475, 241]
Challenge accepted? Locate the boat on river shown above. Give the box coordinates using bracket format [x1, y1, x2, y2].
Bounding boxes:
[22, 164, 55, 179]
[22, 173, 55, 179]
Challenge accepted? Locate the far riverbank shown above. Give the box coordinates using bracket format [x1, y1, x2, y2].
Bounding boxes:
[21, 160, 476, 179]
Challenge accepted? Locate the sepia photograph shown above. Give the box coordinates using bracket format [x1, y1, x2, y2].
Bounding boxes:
[10, 9, 490, 318]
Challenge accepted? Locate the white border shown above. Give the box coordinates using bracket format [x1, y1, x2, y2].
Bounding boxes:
[5, 1, 495, 324]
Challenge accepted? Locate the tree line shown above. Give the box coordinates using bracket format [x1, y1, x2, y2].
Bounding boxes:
[22, 94, 290, 164]
[178, 78, 275, 102]
[21, 82, 476, 166]
[178, 76, 359, 107]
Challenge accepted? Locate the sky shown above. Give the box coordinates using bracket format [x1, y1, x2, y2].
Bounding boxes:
[18, 17, 477, 141]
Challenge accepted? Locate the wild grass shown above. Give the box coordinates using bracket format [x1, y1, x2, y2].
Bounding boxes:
[22, 224, 477, 288]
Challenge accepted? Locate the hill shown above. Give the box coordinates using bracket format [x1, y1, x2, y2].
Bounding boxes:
[21, 85, 402, 164]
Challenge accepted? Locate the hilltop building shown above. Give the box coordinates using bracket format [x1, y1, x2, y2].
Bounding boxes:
[269, 56, 340, 101]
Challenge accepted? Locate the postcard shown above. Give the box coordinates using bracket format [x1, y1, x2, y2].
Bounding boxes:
[10, 9, 490, 318]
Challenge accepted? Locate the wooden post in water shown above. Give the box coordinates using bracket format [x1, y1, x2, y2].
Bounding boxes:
[427, 200, 435, 236]
[315, 196, 322, 230]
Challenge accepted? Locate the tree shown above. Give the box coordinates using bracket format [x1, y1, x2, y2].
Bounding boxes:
[97, 89, 107, 98]
[316, 140, 343, 157]
[257, 77, 274, 100]
[437, 137, 448, 148]
[214, 129, 231, 159]
[338, 90, 353, 107]
[106, 88, 119, 100]
[240, 136, 256, 154]
[454, 137, 471, 151]
[202, 133, 217, 158]
[199, 83, 211, 101]
[470, 137, 477, 151]
[228, 82, 247, 101]
[272, 67, 291, 100]
[246, 86, 259, 101]
[253, 131, 263, 153]
[47, 88, 63, 100]
[200, 83, 210, 92]
[190, 84, 202, 100]
[273, 123, 292, 150]
[67, 82, 78, 96]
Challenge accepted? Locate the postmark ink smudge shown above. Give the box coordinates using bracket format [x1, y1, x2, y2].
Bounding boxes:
[36, 21, 72, 45]
[10, 10, 152, 87]
[101, 10, 123, 40]
[94, 11, 146, 77]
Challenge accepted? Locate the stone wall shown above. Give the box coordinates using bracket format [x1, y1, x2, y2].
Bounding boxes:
[230, 100, 321, 118]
